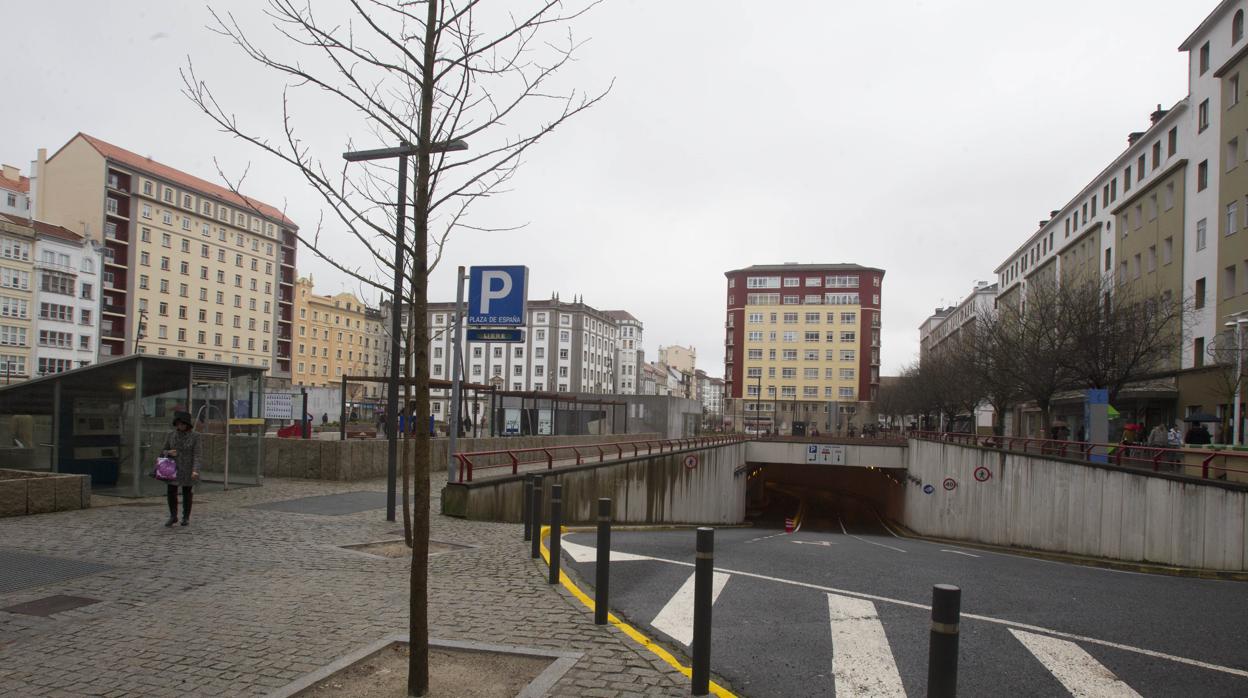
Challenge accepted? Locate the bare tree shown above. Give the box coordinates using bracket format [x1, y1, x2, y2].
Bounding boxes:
[1205, 330, 1243, 412]
[959, 317, 1020, 437]
[183, 2, 609, 694]
[1059, 276, 1190, 403]
[990, 278, 1076, 436]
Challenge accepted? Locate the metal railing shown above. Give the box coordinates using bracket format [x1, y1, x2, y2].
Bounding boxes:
[454, 434, 745, 482]
[911, 430, 1248, 482]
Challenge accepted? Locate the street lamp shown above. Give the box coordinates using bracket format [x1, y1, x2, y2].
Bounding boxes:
[343, 137, 468, 522]
[1223, 316, 1248, 445]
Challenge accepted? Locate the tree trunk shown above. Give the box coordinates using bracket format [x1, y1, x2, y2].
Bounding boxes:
[408, 2, 438, 695]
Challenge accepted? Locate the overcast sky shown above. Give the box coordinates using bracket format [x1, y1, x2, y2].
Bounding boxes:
[3, 0, 1216, 377]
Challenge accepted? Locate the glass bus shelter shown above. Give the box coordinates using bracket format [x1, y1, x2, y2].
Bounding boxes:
[0, 355, 266, 497]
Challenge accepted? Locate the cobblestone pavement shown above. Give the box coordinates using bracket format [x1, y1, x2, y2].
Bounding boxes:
[0, 470, 691, 697]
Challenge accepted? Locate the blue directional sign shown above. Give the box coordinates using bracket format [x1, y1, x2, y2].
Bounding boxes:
[468, 266, 528, 326]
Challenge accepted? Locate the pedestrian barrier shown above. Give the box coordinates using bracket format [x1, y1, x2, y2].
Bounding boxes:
[454, 434, 745, 482]
[912, 430, 1248, 482]
[927, 584, 961, 697]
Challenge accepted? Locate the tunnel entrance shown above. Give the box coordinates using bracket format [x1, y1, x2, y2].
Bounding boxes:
[746, 463, 907, 534]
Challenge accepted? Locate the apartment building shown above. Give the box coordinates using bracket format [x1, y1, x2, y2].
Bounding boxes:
[0, 215, 35, 382]
[0, 165, 31, 217]
[658, 344, 697, 399]
[34, 134, 298, 381]
[918, 281, 998, 359]
[0, 213, 102, 380]
[695, 370, 726, 426]
[293, 277, 387, 401]
[605, 310, 643, 394]
[724, 263, 884, 434]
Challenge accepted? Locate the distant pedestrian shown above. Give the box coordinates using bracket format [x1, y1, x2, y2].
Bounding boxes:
[160, 411, 201, 527]
[1186, 423, 1212, 445]
[1147, 425, 1168, 448]
[321, 412, 329, 426]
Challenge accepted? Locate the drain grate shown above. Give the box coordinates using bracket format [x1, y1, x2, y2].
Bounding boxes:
[247, 491, 388, 516]
[0, 550, 113, 594]
[2, 594, 101, 617]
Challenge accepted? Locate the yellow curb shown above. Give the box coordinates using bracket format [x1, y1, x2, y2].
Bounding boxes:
[539, 526, 738, 698]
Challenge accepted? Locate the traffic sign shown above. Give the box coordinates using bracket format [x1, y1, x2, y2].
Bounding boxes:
[468, 266, 528, 326]
[466, 328, 525, 343]
[683, 454, 699, 469]
[974, 466, 992, 482]
[943, 477, 957, 491]
[923, 484, 935, 495]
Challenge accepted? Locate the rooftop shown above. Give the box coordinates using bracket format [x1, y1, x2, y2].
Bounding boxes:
[0, 212, 83, 243]
[726, 263, 885, 275]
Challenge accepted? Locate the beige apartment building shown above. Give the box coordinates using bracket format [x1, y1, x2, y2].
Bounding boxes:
[293, 277, 387, 402]
[34, 133, 298, 380]
[0, 216, 35, 381]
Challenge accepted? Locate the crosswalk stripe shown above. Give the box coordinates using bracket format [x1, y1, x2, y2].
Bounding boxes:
[827, 593, 906, 697]
[1010, 629, 1142, 697]
[651, 570, 730, 646]
[559, 539, 654, 563]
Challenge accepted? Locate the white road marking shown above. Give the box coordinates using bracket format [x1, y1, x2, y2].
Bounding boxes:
[827, 593, 907, 697]
[792, 540, 838, 547]
[873, 510, 903, 538]
[941, 549, 980, 558]
[559, 539, 653, 563]
[746, 531, 789, 543]
[1011, 629, 1143, 697]
[839, 517, 907, 553]
[620, 551, 1248, 679]
[651, 570, 730, 646]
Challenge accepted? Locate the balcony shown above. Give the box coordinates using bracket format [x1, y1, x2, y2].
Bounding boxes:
[102, 303, 126, 316]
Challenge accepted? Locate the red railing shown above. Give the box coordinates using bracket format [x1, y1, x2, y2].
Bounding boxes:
[453, 435, 745, 482]
[910, 430, 1248, 482]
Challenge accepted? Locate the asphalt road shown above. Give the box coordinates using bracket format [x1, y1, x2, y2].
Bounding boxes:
[561, 521, 1248, 697]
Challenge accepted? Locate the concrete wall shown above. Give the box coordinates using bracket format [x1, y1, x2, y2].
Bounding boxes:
[443, 442, 747, 525]
[745, 439, 907, 469]
[904, 439, 1248, 571]
[248, 433, 662, 482]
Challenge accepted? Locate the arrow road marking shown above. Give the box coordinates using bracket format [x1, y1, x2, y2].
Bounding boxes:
[746, 532, 789, 543]
[941, 549, 980, 558]
[559, 539, 653, 563]
[1011, 629, 1143, 697]
[791, 540, 838, 547]
[651, 570, 730, 646]
[827, 593, 906, 697]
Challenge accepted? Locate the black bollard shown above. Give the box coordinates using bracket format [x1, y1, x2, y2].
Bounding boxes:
[691, 527, 714, 696]
[594, 497, 612, 625]
[523, 476, 534, 542]
[927, 584, 961, 698]
[548, 484, 563, 584]
[530, 476, 543, 560]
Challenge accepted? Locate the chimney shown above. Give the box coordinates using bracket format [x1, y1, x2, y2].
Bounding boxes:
[1127, 131, 1145, 145]
[0, 164, 17, 181]
[1050, 210, 1060, 218]
[1150, 104, 1169, 125]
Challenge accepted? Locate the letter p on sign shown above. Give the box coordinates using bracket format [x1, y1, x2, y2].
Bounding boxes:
[468, 266, 528, 326]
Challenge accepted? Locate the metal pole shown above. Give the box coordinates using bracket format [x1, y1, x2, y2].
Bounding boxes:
[548, 483, 563, 584]
[448, 266, 466, 483]
[301, 387, 309, 439]
[522, 475, 534, 541]
[691, 527, 714, 695]
[383, 153, 409, 524]
[927, 584, 961, 698]
[755, 374, 761, 436]
[530, 476, 543, 559]
[338, 375, 346, 441]
[1236, 323, 1244, 446]
[595, 497, 611, 625]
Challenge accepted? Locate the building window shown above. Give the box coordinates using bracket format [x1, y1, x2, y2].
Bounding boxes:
[1237, 10, 1245, 43]
[1200, 41, 1210, 75]
[1230, 202, 1240, 235]
[1233, 75, 1242, 109]
[1198, 218, 1208, 250]
[1199, 100, 1210, 132]
[1195, 337, 1206, 367]
[1198, 160, 1209, 191]
[1152, 141, 1161, 168]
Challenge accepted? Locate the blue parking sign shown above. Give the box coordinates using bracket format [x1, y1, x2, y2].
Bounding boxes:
[468, 266, 528, 326]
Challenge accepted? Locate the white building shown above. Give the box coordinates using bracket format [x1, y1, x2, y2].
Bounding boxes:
[0, 165, 31, 218]
[32, 222, 102, 375]
[606, 310, 643, 394]
[696, 370, 725, 424]
[918, 281, 997, 358]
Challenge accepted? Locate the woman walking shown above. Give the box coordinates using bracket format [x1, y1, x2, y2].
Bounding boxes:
[161, 411, 201, 527]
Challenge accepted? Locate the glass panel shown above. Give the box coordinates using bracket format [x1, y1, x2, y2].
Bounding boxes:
[57, 360, 139, 495]
[225, 369, 263, 486]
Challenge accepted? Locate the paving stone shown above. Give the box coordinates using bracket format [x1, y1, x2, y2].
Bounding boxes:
[0, 470, 689, 696]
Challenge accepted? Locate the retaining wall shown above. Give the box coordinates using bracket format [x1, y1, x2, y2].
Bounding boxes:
[256, 433, 662, 481]
[904, 439, 1248, 571]
[0, 469, 91, 517]
[442, 442, 747, 525]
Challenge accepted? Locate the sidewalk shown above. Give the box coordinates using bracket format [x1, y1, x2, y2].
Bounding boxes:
[0, 471, 688, 697]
